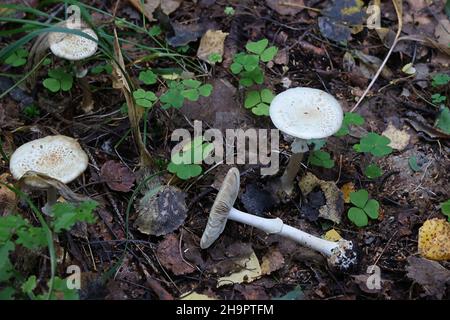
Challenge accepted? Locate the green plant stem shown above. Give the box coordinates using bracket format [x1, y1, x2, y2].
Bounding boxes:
[143, 108, 150, 146]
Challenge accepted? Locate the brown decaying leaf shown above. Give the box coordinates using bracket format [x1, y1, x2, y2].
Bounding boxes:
[261, 248, 284, 275]
[406, 256, 450, 299]
[127, 0, 183, 21]
[134, 185, 188, 236]
[156, 233, 196, 275]
[100, 160, 135, 192]
[0, 173, 16, 214]
[196, 30, 228, 63]
[265, 0, 305, 16]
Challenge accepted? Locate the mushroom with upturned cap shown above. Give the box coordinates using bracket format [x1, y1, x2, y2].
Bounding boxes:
[9, 135, 88, 213]
[269, 87, 343, 197]
[47, 21, 98, 112]
[200, 167, 357, 272]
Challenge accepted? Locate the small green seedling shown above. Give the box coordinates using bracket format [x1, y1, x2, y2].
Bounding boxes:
[43, 68, 73, 93]
[244, 89, 274, 116]
[4, 48, 28, 67]
[133, 89, 157, 108]
[139, 69, 158, 85]
[335, 112, 365, 136]
[364, 163, 382, 179]
[408, 156, 422, 172]
[245, 39, 278, 63]
[230, 53, 260, 74]
[354, 132, 392, 157]
[0, 200, 97, 300]
[431, 93, 446, 104]
[181, 79, 213, 101]
[441, 199, 450, 222]
[431, 73, 450, 87]
[23, 105, 40, 118]
[308, 150, 335, 168]
[148, 25, 162, 37]
[168, 136, 214, 180]
[435, 106, 450, 134]
[91, 63, 112, 74]
[208, 53, 223, 64]
[347, 189, 379, 227]
[224, 6, 235, 16]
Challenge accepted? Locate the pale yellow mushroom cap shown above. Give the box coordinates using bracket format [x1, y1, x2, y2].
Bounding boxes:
[48, 26, 98, 61]
[9, 135, 88, 188]
[269, 87, 344, 140]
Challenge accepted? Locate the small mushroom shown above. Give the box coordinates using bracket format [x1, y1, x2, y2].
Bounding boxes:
[200, 168, 357, 271]
[48, 21, 98, 112]
[9, 135, 88, 213]
[269, 87, 343, 196]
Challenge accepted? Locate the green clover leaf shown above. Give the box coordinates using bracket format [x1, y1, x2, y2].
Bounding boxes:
[260, 46, 278, 62]
[354, 132, 392, 157]
[51, 201, 97, 233]
[431, 93, 446, 104]
[364, 164, 383, 179]
[43, 68, 73, 93]
[168, 162, 203, 180]
[350, 189, 368, 208]
[160, 82, 185, 109]
[133, 89, 157, 108]
[441, 199, 450, 221]
[347, 207, 368, 227]
[139, 69, 158, 85]
[246, 39, 269, 55]
[431, 73, 450, 87]
[335, 112, 365, 136]
[244, 89, 273, 116]
[4, 48, 28, 67]
[364, 199, 379, 219]
[308, 150, 335, 168]
[436, 106, 450, 134]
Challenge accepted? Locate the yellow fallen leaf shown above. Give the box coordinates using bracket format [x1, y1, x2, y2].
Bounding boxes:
[180, 292, 216, 300]
[341, 182, 355, 203]
[323, 229, 342, 242]
[196, 30, 228, 64]
[418, 218, 450, 261]
[217, 251, 261, 287]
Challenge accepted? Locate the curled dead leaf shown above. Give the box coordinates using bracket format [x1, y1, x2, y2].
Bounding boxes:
[100, 160, 135, 192]
[418, 218, 450, 261]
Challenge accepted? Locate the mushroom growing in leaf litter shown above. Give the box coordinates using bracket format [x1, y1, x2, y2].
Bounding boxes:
[200, 167, 357, 272]
[9, 135, 89, 213]
[48, 20, 99, 112]
[269, 87, 343, 197]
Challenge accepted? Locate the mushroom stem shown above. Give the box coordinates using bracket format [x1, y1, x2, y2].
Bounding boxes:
[42, 187, 58, 215]
[279, 151, 304, 195]
[228, 208, 339, 256]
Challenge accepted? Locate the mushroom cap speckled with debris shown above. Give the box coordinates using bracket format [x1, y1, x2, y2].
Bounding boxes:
[269, 87, 344, 140]
[9, 135, 88, 188]
[48, 23, 98, 61]
[200, 167, 240, 249]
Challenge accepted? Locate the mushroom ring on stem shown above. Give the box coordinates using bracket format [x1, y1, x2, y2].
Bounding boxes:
[9, 135, 89, 213]
[200, 167, 357, 271]
[269, 87, 343, 196]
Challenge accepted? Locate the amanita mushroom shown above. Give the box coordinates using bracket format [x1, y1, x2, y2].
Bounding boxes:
[201, 167, 357, 271]
[9, 135, 88, 213]
[48, 21, 98, 112]
[269, 87, 343, 196]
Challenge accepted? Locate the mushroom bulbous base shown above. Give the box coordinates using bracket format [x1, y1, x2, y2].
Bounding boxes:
[327, 240, 358, 272]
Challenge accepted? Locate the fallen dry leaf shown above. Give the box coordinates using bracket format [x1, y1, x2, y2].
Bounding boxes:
[299, 172, 344, 224]
[418, 218, 450, 261]
[340, 182, 355, 203]
[156, 233, 196, 275]
[261, 249, 284, 275]
[382, 123, 410, 151]
[128, 0, 183, 21]
[406, 256, 450, 299]
[134, 185, 188, 236]
[180, 292, 216, 300]
[217, 250, 262, 287]
[196, 30, 228, 64]
[323, 229, 342, 242]
[266, 0, 305, 16]
[100, 160, 135, 192]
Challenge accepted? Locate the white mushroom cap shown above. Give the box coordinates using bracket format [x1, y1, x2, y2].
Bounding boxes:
[10, 135, 88, 188]
[48, 25, 98, 61]
[269, 87, 344, 140]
